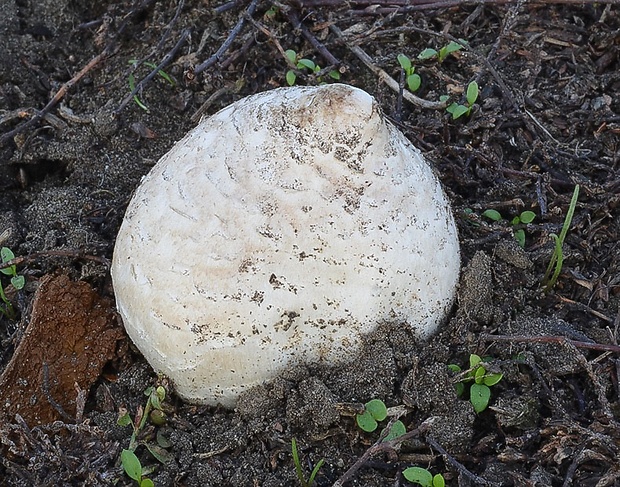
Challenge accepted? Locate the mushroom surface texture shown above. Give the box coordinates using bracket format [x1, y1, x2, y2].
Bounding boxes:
[111, 84, 460, 407]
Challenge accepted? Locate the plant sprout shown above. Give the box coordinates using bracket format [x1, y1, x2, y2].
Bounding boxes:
[397, 54, 421, 92]
[440, 80, 479, 120]
[285, 49, 340, 86]
[403, 466, 446, 487]
[0, 247, 25, 319]
[291, 438, 324, 487]
[483, 209, 536, 248]
[418, 40, 466, 63]
[127, 60, 175, 111]
[449, 354, 503, 413]
[543, 184, 580, 291]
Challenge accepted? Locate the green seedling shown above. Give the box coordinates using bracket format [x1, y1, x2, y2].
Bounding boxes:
[397, 54, 421, 92]
[356, 398, 387, 432]
[285, 49, 340, 86]
[403, 466, 446, 487]
[355, 399, 406, 442]
[0, 247, 25, 320]
[482, 208, 536, 248]
[418, 40, 466, 63]
[448, 354, 503, 413]
[382, 419, 406, 442]
[542, 184, 580, 291]
[291, 438, 324, 487]
[440, 80, 479, 120]
[127, 60, 176, 111]
[264, 4, 279, 20]
[118, 385, 173, 485]
[121, 449, 154, 487]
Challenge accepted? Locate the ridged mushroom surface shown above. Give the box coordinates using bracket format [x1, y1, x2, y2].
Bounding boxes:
[111, 84, 460, 407]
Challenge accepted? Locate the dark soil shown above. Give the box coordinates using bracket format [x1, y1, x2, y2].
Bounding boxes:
[1, 1, 619, 486]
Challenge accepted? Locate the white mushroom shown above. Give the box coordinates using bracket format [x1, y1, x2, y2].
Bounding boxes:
[111, 84, 460, 407]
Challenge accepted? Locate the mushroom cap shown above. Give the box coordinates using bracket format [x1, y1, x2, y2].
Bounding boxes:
[111, 84, 460, 407]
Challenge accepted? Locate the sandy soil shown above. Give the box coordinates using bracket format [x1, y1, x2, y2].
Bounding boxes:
[1, 0, 619, 485]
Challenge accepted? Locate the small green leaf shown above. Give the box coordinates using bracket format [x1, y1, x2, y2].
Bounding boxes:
[156, 429, 172, 448]
[1, 247, 15, 263]
[149, 395, 162, 411]
[482, 209, 502, 221]
[520, 211, 536, 224]
[483, 372, 503, 387]
[445, 102, 458, 114]
[439, 94, 450, 103]
[157, 69, 175, 86]
[156, 386, 166, 401]
[450, 104, 469, 119]
[438, 40, 464, 62]
[117, 412, 132, 427]
[397, 53, 412, 72]
[514, 228, 526, 248]
[356, 410, 378, 432]
[11, 275, 24, 290]
[329, 70, 341, 80]
[286, 70, 296, 86]
[291, 438, 304, 484]
[285, 49, 297, 64]
[142, 62, 175, 86]
[443, 40, 463, 56]
[140, 479, 155, 487]
[469, 354, 482, 368]
[511, 216, 521, 225]
[128, 74, 149, 111]
[297, 58, 316, 71]
[407, 74, 421, 92]
[403, 466, 434, 486]
[365, 399, 388, 421]
[133, 95, 149, 111]
[474, 365, 486, 384]
[455, 382, 465, 397]
[308, 458, 325, 485]
[470, 383, 491, 413]
[418, 48, 438, 60]
[264, 5, 278, 19]
[466, 80, 479, 106]
[382, 420, 406, 442]
[433, 473, 446, 487]
[447, 364, 461, 373]
[121, 449, 142, 481]
[146, 442, 174, 464]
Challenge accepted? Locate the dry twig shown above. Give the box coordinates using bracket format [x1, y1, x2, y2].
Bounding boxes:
[278, 3, 341, 66]
[195, 0, 260, 74]
[480, 333, 620, 354]
[297, 0, 619, 13]
[0, 46, 115, 147]
[332, 417, 435, 486]
[0, 249, 110, 272]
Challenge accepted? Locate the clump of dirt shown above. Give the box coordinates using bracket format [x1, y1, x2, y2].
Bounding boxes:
[1, 0, 619, 486]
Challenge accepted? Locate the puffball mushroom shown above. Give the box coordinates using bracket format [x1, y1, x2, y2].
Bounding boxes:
[111, 84, 460, 407]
